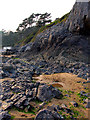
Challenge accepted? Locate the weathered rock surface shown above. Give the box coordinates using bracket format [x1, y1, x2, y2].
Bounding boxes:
[65, 2, 90, 34]
[37, 85, 62, 101]
[0, 1, 90, 119]
[0, 111, 11, 120]
[20, 1, 90, 65]
[35, 109, 63, 120]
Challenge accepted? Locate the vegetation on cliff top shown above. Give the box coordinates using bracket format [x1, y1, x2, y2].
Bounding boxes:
[2, 12, 70, 47]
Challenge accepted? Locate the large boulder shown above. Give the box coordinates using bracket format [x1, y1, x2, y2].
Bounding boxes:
[37, 85, 54, 101]
[37, 85, 63, 101]
[35, 109, 63, 120]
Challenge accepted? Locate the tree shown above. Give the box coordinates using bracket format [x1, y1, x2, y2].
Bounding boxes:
[37, 12, 52, 26]
[16, 12, 52, 31]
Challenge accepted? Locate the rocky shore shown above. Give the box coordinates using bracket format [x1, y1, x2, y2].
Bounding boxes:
[0, 1, 90, 120]
[0, 52, 89, 119]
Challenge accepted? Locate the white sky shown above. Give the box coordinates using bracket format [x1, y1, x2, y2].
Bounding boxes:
[0, 0, 76, 32]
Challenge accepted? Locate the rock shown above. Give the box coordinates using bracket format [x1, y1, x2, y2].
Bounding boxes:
[80, 91, 86, 95]
[24, 43, 33, 52]
[70, 101, 78, 107]
[10, 93, 23, 104]
[19, 45, 26, 52]
[65, 94, 70, 97]
[0, 71, 8, 79]
[86, 81, 90, 83]
[37, 85, 54, 102]
[83, 93, 88, 97]
[39, 102, 46, 110]
[13, 59, 21, 64]
[83, 98, 89, 103]
[61, 104, 67, 109]
[14, 96, 27, 108]
[0, 111, 11, 120]
[35, 82, 40, 88]
[35, 109, 63, 120]
[65, 108, 72, 114]
[32, 88, 38, 98]
[0, 101, 2, 107]
[11, 86, 21, 93]
[65, 2, 90, 34]
[37, 84, 63, 102]
[23, 100, 29, 107]
[85, 102, 90, 108]
[47, 105, 57, 112]
[2, 93, 14, 101]
[35, 109, 54, 120]
[2, 64, 15, 73]
[52, 88, 63, 99]
[26, 90, 33, 98]
[2, 101, 13, 110]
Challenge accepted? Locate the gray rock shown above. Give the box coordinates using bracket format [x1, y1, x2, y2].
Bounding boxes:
[10, 93, 23, 103]
[14, 96, 27, 108]
[35, 109, 60, 120]
[0, 111, 11, 120]
[2, 64, 15, 73]
[2, 93, 14, 101]
[52, 88, 63, 99]
[24, 43, 33, 52]
[37, 85, 54, 102]
[65, 2, 90, 34]
[19, 45, 26, 52]
[37, 84, 63, 101]
[0, 71, 8, 79]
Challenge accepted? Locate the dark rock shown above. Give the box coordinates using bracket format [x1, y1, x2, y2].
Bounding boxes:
[19, 45, 27, 52]
[0, 111, 11, 120]
[14, 96, 27, 108]
[11, 86, 21, 93]
[2, 93, 14, 101]
[86, 81, 90, 83]
[26, 90, 33, 98]
[37, 85, 54, 102]
[2, 64, 15, 73]
[0, 71, 8, 79]
[70, 101, 78, 107]
[65, 108, 72, 114]
[0, 101, 2, 107]
[23, 100, 29, 107]
[35, 109, 63, 120]
[80, 91, 86, 95]
[52, 88, 63, 99]
[65, 2, 90, 34]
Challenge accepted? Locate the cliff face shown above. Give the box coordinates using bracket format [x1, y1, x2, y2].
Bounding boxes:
[21, 1, 90, 63]
[65, 1, 90, 34]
